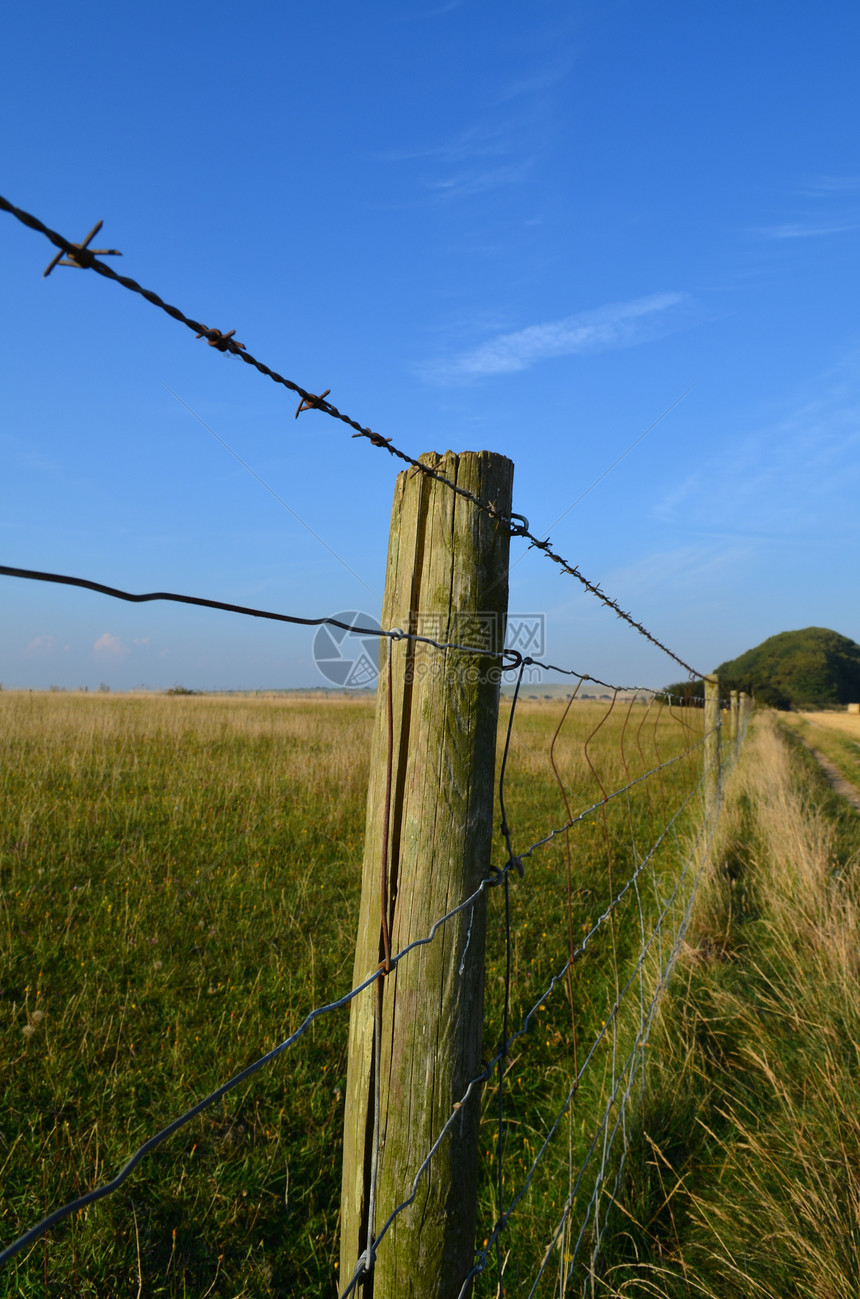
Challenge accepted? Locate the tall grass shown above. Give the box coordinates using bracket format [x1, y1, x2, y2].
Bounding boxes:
[1, 692, 373, 1297]
[457, 693, 711, 1295]
[0, 690, 707, 1297]
[600, 713, 860, 1298]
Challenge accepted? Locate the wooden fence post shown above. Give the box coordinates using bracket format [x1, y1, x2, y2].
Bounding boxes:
[339, 451, 514, 1298]
[729, 689, 739, 746]
[739, 691, 751, 745]
[704, 674, 721, 814]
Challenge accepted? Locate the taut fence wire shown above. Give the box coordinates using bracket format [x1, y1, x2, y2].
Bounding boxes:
[0, 193, 703, 679]
[1, 195, 743, 1296]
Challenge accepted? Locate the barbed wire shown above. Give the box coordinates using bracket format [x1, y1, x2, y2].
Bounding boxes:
[0, 193, 705, 678]
[0, 195, 737, 1293]
[520, 657, 709, 700]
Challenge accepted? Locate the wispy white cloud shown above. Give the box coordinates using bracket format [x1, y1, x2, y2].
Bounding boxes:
[376, 43, 570, 203]
[377, 122, 534, 201]
[654, 347, 860, 539]
[493, 55, 576, 105]
[798, 174, 860, 196]
[605, 543, 751, 598]
[24, 634, 56, 657]
[376, 123, 510, 166]
[92, 632, 129, 663]
[423, 292, 690, 382]
[422, 160, 533, 201]
[757, 174, 860, 239]
[757, 220, 859, 239]
[756, 173, 860, 241]
[394, 0, 467, 19]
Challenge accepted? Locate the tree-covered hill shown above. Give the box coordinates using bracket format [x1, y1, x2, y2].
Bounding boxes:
[664, 627, 860, 709]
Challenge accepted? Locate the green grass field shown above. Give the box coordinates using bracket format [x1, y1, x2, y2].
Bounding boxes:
[0, 689, 710, 1297]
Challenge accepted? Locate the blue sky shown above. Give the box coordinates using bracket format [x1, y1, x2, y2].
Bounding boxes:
[2, 1, 858, 692]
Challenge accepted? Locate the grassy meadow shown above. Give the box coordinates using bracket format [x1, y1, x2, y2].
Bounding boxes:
[1, 688, 710, 1297]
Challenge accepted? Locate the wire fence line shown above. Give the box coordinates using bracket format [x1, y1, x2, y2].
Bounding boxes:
[0, 192, 704, 678]
[507, 774, 719, 1299]
[0, 610, 718, 1280]
[0, 592, 726, 1291]
[338, 737, 716, 1299]
[0, 563, 703, 706]
[0, 813, 519, 1272]
[0, 198, 740, 1296]
[0, 555, 728, 1290]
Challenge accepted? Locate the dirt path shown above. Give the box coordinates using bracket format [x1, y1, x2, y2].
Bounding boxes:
[792, 734, 860, 811]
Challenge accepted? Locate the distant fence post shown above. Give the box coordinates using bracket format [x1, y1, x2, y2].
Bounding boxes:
[729, 689, 739, 746]
[739, 690, 751, 746]
[704, 674, 721, 814]
[339, 451, 514, 1297]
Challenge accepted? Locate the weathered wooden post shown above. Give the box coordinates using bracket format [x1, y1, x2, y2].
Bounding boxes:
[739, 690, 751, 746]
[339, 451, 513, 1297]
[729, 690, 739, 746]
[704, 674, 721, 815]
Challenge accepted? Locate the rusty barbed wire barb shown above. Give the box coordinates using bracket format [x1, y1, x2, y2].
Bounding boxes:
[2, 191, 704, 677]
[195, 325, 245, 353]
[295, 387, 331, 418]
[353, 429, 395, 450]
[42, 219, 121, 278]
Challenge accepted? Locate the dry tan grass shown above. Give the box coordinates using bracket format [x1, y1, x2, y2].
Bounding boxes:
[793, 709, 860, 738]
[781, 708, 860, 798]
[601, 712, 860, 1299]
[0, 688, 706, 1295]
